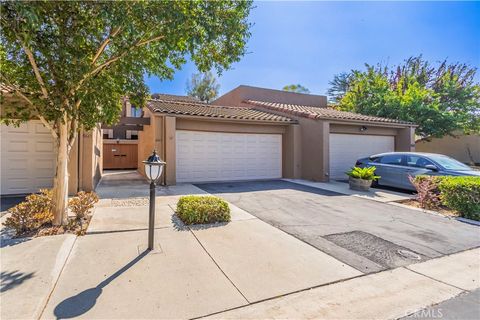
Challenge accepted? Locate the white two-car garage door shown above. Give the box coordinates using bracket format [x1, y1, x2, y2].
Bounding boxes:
[329, 133, 395, 180]
[1, 121, 56, 195]
[176, 130, 282, 183]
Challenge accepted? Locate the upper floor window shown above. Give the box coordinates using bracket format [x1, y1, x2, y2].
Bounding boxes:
[131, 106, 142, 118]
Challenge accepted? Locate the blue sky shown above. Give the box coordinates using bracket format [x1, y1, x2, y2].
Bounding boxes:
[145, 1, 480, 98]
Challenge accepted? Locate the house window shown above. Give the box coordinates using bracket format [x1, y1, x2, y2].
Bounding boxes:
[102, 129, 113, 139]
[131, 105, 142, 118]
[126, 130, 139, 140]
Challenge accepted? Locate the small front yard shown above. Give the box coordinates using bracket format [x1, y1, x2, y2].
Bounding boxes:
[3, 190, 99, 238]
[400, 176, 480, 221]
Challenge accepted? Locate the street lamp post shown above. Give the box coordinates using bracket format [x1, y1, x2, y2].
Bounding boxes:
[142, 150, 166, 250]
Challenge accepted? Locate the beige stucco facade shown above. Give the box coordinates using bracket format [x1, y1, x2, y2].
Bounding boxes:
[212, 86, 416, 182]
[68, 125, 103, 194]
[416, 134, 480, 165]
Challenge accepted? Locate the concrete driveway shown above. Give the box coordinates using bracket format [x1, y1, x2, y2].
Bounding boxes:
[197, 180, 480, 273]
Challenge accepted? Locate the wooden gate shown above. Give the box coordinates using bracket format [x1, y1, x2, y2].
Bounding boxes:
[103, 143, 138, 169]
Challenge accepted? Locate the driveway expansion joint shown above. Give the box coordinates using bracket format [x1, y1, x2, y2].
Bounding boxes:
[37, 235, 78, 320]
[404, 267, 469, 293]
[187, 226, 251, 305]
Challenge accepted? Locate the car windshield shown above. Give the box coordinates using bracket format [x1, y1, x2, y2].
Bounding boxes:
[429, 155, 471, 171]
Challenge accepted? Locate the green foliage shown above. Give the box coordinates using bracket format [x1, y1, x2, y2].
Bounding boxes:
[186, 71, 220, 103]
[346, 166, 380, 181]
[4, 189, 54, 234]
[176, 195, 231, 225]
[0, 0, 252, 128]
[412, 175, 480, 220]
[282, 84, 310, 94]
[439, 176, 480, 221]
[331, 56, 480, 138]
[68, 191, 99, 219]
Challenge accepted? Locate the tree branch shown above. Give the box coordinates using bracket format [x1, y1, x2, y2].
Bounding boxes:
[0, 77, 58, 139]
[21, 44, 50, 101]
[91, 26, 122, 66]
[75, 34, 165, 93]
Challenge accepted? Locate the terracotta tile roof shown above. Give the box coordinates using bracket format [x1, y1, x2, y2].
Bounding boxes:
[245, 100, 414, 125]
[150, 93, 198, 102]
[147, 98, 296, 123]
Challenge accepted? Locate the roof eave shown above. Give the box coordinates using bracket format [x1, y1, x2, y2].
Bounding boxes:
[149, 110, 298, 125]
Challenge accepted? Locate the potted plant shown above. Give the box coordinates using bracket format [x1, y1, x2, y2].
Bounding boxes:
[345, 166, 380, 191]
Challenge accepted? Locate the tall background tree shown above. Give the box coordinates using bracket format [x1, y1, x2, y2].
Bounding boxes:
[0, 0, 252, 225]
[186, 71, 220, 103]
[329, 56, 480, 138]
[326, 72, 353, 103]
[282, 84, 310, 94]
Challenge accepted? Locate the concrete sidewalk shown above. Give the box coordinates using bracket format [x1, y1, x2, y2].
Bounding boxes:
[1, 234, 76, 320]
[283, 178, 412, 203]
[38, 187, 360, 319]
[206, 249, 480, 320]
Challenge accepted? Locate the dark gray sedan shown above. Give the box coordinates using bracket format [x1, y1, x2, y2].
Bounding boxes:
[356, 152, 479, 191]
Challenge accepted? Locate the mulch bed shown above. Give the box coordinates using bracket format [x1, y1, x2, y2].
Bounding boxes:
[396, 199, 459, 217]
[11, 215, 92, 239]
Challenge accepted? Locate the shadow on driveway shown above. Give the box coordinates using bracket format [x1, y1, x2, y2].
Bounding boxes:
[196, 180, 342, 196]
[1, 195, 26, 213]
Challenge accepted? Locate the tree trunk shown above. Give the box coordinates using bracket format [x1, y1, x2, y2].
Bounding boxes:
[52, 122, 69, 225]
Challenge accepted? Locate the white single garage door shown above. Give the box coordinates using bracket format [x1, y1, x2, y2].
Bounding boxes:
[176, 130, 282, 183]
[329, 133, 395, 180]
[1, 121, 56, 195]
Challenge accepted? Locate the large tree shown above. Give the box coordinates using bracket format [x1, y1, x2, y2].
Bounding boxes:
[0, 1, 252, 225]
[282, 84, 310, 94]
[329, 56, 480, 138]
[186, 71, 220, 103]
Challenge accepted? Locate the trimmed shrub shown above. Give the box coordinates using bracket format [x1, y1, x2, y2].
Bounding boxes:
[69, 191, 99, 219]
[439, 176, 480, 221]
[4, 189, 54, 234]
[176, 195, 230, 225]
[410, 176, 442, 209]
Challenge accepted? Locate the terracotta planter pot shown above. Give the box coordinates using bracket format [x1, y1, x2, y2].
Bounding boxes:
[348, 177, 373, 191]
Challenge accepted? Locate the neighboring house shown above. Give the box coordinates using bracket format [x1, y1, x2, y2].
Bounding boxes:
[416, 133, 480, 165]
[101, 97, 149, 170]
[0, 84, 417, 196]
[139, 85, 416, 184]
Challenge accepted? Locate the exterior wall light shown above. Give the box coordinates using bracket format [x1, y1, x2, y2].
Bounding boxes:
[142, 150, 166, 250]
[360, 126, 368, 132]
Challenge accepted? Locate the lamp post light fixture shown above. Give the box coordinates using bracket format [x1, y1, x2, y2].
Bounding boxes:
[143, 150, 166, 250]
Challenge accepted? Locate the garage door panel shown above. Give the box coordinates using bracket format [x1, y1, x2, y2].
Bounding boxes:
[176, 130, 282, 183]
[1, 121, 56, 195]
[329, 134, 394, 180]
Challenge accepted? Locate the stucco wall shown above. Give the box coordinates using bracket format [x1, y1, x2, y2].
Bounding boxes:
[213, 85, 327, 107]
[416, 134, 480, 164]
[68, 126, 103, 194]
[137, 109, 157, 178]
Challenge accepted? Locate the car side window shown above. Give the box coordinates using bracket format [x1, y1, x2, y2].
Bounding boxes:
[406, 155, 434, 168]
[379, 154, 403, 165]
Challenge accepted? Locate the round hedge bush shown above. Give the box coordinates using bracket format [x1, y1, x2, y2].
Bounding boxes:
[176, 195, 231, 225]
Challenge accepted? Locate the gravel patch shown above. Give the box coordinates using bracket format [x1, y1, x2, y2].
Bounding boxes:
[111, 197, 149, 207]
